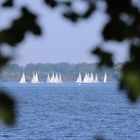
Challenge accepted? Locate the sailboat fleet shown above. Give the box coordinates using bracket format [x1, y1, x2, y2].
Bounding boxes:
[31, 72, 41, 83]
[19, 72, 63, 84]
[47, 73, 63, 83]
[19, 72, 107, 84]
[76, 72, 107, 84]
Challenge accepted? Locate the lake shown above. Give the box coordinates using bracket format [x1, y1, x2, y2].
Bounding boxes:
[0, 82, 140, 140]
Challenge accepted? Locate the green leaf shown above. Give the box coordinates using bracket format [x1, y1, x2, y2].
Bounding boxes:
[120, 62, 140, 102]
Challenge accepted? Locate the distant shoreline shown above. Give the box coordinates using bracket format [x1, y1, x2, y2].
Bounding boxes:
[0, 63, 121, 82]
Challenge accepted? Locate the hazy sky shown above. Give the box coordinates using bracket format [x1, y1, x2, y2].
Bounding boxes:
[0, 0, 129, 65]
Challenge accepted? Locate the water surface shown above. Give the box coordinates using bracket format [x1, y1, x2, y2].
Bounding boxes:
[0, 82, 140, 140]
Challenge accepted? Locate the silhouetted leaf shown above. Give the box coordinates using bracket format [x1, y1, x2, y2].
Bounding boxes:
[2, 0, 13, 7]
[92, 47, 113, 67]
[0, 7, 41, 46]
[104, 0, 140, 41]
[103, 18, 132, 41]
[62, 1, 72, 7]
[44, 0, 58, 8]
[130, 44, 140, 63]
[82, 3, 95, 19]
[106, 0, 132, 17]
[0, 55, 11, 68]
[0, 91, 16, 125]
[63, 11, 79, 22]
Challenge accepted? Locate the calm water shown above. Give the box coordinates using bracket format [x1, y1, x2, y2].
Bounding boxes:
[0, 82, 140, 140]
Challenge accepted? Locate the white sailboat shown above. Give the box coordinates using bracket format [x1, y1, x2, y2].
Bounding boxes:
[83, 73, 92, 83]
[31, 72, 35, 83]
[95, 73, 99, 83]
[83, 73, 88, 83]
[19, 73, 27, 83]
[59, 73, 63, 83]
[35, 72, 39, 82]
[89, 73, 94, 83]
[49, 72, 63, 83]
[47, 73, 51, 83]
[54, 73, 59, 83]
[76, 73, 82, 83]
[31, 72, 40, 83]
[50, 73, 54, 83]
[103, 73, 107, 83]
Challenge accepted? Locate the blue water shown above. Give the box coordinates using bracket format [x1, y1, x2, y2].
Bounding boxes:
[0, 82, 140, 140]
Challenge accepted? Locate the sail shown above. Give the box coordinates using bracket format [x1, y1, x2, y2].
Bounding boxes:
[50, 73, 55, 83]
[47, 73, 51, 83]
[76, 73, 82, 83]
[55, 73, 59, 83]
[87, 73, 90, 82]
[83, 73, 90, 83]
[31, 72, 35, 83]
[35, 72, 39, 82]
[59, 73, 62, 83]
[89, 73, 94, 83]
[103, 73, 107, 83]
[95, 73, 99, 83]
[83, 73, 87, 83]
[19, 73, 27, 83]
[49, 72, 63, 83]
[31, 72, 40, 83]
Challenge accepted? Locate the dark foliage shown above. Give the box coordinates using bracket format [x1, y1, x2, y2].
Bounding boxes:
[0, 91, 16, 125]
[0, 55, 11, 68]
[0, 7, 41, 46]
[92, 47, 113, 67]
[120, 44, 140, 102]
[44, 0, 58, 8]
[2, 0, 13, 7]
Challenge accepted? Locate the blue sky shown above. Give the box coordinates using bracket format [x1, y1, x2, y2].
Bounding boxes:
[0, 0, 129, 65]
